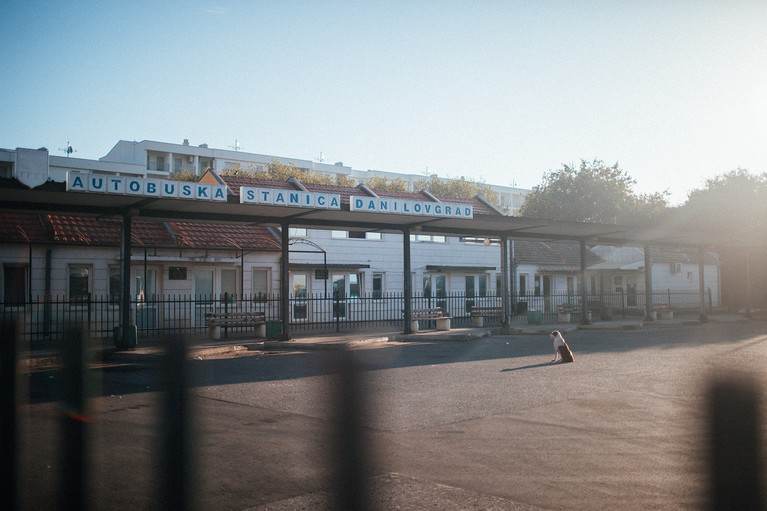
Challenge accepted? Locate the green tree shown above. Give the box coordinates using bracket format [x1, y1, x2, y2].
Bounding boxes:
[414, 174, 503, 211]
[518, 159, 668, 224]
[364, 176, 409, 192]
[680, 168, 767, 239]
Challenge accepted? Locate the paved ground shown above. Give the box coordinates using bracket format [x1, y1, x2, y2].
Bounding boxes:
[15, 314, 767, 510]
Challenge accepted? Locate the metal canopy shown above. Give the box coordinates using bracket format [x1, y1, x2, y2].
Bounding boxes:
[0, 178, 741, 248]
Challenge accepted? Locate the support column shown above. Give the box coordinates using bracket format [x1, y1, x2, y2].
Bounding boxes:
[500, 236, 510, 333]
[644, 244, 654, 321]
[579, 240, 590, 325]
[403, 227, 412, 334]
[119, 211, 133, 349]
[280, 222, 290, 341]
[699, 246, 708, 322]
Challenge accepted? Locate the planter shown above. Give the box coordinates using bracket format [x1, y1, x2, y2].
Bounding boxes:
[527, 310, 542, 324]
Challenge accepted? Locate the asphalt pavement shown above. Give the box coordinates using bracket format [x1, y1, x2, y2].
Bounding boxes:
[14, 312, 767, 510]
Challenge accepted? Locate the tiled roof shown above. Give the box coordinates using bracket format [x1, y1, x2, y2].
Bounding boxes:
[514, 240, 603, 266]
[0, 213, 281, 251]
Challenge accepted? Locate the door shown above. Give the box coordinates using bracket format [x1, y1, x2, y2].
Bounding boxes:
[134, 267, 158, 328]
[291, 273, 310, 321]
[194, 269, 214, 326]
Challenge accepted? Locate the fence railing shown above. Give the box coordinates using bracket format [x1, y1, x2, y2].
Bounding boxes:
[1, 289, 715, 347]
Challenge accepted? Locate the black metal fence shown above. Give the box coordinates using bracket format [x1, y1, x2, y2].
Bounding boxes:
[1, 288, 716, 347]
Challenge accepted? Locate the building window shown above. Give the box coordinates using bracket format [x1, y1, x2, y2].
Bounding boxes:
[372, 273, 383, 299]
[410, 234, 446, 243]
[333, 230, 381, 240]
[68, 264, 91, 303]
[3, 265, 27, 306]
[289, 227, 307, 237]
[221, 269, 237, 301]
[534, 275, 541, 296]
[519, 275, 527, 296]
[567, 277, 575, 296]
[109, 266, 121, 304]
[478, 274, 487, 296]
[252, 269, 269, 300]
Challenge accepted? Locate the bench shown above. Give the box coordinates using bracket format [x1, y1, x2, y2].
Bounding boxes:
[205, 311, 266, 340]
[406, 307, 452, 332]
[649, 304, 674, 320]
[469, 306, 502, 327]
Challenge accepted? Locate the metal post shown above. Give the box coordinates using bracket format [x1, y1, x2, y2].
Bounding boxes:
[403, 227, 412, 334]
[119, 211, 133, 349]
[500, 236, 510, 332]
[644, 244, 653, 321]
[699, 246, 708, 322]
[579, 240, 590, 325]
[280, 222, 290, 341]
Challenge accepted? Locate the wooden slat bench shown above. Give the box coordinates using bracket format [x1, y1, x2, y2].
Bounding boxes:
[205, 311, 267, 340]
[406, 307, 452, 332]
[469, 306, 502, 327]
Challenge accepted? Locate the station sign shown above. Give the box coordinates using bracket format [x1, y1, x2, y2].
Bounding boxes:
[239, 186, 341, 209]
[349, 195, 473, 219]
[66, 172, 228, 201]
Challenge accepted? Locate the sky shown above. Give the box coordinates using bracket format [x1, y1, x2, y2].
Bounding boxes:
[2, 1, 766, 206]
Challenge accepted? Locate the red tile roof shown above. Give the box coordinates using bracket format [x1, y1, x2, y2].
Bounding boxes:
[0, 213, 280, 251]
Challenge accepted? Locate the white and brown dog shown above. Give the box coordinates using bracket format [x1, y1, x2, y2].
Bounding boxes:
[550, 330, 574, 363]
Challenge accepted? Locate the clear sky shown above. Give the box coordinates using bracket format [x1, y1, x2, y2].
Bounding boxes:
[2, 1, 765, 205]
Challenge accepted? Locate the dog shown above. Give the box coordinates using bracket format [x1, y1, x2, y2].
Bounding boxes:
[550, 330, 574, 363]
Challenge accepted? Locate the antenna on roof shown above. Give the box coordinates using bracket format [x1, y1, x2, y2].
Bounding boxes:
[58, 141, 76, 157]
[315, 151, 327, 163]
[229, 139, 243, 151]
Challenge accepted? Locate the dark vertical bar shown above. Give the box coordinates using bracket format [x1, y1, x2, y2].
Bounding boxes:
[60, 324, 89, 511]
[708, 376, 762, 510]
[331, 352, 372, 511]
[1, 320, 18, 511]
[160, 335, 191, 511]
[644, 244, 654, 321]
[403, 227, 412, 334]
[579, 240, 590, 325]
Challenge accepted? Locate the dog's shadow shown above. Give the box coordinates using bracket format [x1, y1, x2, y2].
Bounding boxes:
[501, 361, 557, 372]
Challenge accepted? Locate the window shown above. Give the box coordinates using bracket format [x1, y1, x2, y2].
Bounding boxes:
[3, 265, 27, 306]
[68, 264, 91, 303]
[534, 275, 541, 296]
[252, 269, 269, 299]
[496, 274, 502, 296]
[292, 274, 308, 298]
[349, 274, 361, 299]
[519, 275, 527, 296]
[333, 230, 381, 240]
[109, 266, 121, 304]
[194, 270, 214, 300]
[221, 269, 237, 301]
[567, 277, 575, 296]
[466, 276, 476, 298]
[289, 227, 307, 237]
[478, 275, 487, 297]
[372, 273, 383, 299]
[410, 234, 445, 243]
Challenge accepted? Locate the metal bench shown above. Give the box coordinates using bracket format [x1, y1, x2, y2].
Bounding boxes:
[407, 307, 452, 332]
[557, 304, 599, 322]
[205, 311, 267, 340]
[469, 306, 502, 327]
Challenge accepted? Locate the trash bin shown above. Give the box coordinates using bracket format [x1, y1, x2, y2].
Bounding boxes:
[113, 324, 137, 350]
[266, 320, 282, 339]
[526, 310, 542, 324]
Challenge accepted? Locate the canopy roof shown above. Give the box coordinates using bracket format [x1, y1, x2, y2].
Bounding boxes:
[0, 174, 750, 248]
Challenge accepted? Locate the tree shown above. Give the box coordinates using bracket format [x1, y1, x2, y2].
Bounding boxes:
[518, 159, 669, 224]
[414, 174, 504, 211]
[680, 168, 767, 240]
